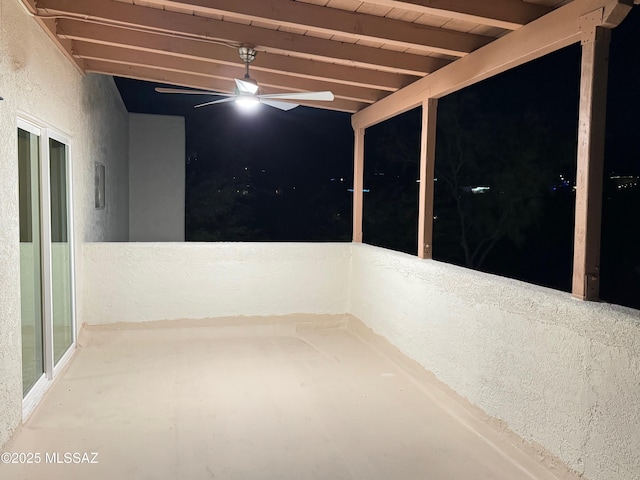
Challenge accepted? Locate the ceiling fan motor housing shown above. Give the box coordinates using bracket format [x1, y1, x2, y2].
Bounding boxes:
[238, 46, 257, 64]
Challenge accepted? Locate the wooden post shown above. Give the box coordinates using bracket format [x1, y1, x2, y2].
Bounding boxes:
[418, 98, 438, 259]
[572, 24, 611, 300]
[352, 127, 365, 242]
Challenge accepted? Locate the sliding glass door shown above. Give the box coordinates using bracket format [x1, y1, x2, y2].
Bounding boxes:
[50, 138, 73, 364]
[18, 127, 45, 395]
[18, 119, 76, 406]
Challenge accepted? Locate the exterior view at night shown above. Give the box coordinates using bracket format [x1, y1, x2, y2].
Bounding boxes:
[1, 1, 639, 479]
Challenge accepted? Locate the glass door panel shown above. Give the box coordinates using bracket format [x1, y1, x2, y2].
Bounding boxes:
[49, 138, 73, 365]
[18, 128, 44, 395]
[18, 120, 75, 412]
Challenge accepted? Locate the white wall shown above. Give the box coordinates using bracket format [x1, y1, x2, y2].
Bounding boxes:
[0, 0, 129, 448]
[129, 113, 185, 242]
[77, 240, 640, 480]
[349, 243, 640, 480]
[82, 243, 350, 324]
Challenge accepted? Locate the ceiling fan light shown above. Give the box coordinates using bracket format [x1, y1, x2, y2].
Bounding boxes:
[235, 95, 260, 110]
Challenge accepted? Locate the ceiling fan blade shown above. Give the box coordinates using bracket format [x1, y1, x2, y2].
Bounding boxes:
[155, 87, 233, 97]
[258, 91, 334, 102]
[235, 78, 259, 94]
[194, 97, 236, 108]
[260, 99, 299, 111]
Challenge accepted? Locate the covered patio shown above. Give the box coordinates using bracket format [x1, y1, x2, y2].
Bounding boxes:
[21, 0, 639, 300]
[4, 314, 578, 480]
[1, 1, 639, 480]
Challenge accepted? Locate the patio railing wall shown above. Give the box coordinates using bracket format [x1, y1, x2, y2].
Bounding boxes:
[82, 241, 640, 480]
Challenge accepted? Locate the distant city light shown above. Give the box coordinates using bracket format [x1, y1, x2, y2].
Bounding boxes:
[610, 175, 639, 189]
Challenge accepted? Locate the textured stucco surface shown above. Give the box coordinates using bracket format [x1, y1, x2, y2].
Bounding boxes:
[349, 243, 640, 480]
[0, 315, 581, 480]
[0, 0, 129, 449]
[82, 243, 350, 324]
[129, 113, 185, 241]
[27, 237, 640, 478]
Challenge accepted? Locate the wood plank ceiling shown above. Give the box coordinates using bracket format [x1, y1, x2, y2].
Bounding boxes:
[21, 0, 572, 112]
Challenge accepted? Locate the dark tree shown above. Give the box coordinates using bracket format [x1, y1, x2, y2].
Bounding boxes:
[434, 93, 572, 270]
[363, 109, 421, 254]
[186, 170, 261, 241]
[363, 94, 577, 288]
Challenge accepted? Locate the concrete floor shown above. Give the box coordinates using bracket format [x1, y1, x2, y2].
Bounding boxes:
[2, 315, 578, 480]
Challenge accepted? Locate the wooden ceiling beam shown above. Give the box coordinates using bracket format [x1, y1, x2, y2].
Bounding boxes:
[138, 0, 493, 57]
[36, 0, 447, 76]
[83, 60, 366, 113]
[57, 20, 416, 91]
[73, 42, 386, 104]
[17, 0, 85, 73]
[18, 0, 36, 12]
[352, 0, 632, 129]
[360, 0, 550, 30]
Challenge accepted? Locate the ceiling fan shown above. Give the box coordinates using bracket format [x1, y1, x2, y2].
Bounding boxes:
[155, 46, 334, 111]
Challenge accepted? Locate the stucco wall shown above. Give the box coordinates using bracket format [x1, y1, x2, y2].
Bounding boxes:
[129, 113, 185, 242]
[82, 243, 350, 324]
[79, 75, 130, 244]
[0, 0, 129, 449]
[41, 238, 640, 479]
[349, 243, 640, 480]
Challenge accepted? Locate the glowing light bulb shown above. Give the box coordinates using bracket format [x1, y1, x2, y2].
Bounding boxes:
[235, 95, 259, 110]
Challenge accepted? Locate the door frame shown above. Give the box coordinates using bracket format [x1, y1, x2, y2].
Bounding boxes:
[17, 114, 77, 419]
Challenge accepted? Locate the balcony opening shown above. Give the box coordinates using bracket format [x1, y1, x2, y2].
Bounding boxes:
[363, 108, 421, 255]
[432, 46, 580, 293]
